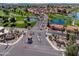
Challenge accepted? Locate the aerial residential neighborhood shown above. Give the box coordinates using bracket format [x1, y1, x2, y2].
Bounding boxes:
[0, 3, 79, 56]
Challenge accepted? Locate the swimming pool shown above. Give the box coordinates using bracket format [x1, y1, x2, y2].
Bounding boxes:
[49, 19, 65, 25]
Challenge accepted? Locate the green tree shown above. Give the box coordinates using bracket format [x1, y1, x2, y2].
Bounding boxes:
[10, 17, 16, 23]
[3, 23, 8, 27]
[10, 23, 16, 27]
[65, 44, 79, 56]
[3, 9, 9, 15]
[3, 17, 9, 23]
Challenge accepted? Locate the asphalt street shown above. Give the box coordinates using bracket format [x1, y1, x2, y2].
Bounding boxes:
[0, 18, 62, 56]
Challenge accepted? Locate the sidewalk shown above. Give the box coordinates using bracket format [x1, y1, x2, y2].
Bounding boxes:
[46, 32, 65, 52]
[0, 35, 24, 46]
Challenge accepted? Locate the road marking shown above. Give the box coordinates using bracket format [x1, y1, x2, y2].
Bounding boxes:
[37, 35, 41, 42]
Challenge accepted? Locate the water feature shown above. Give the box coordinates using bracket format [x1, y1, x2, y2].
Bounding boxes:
[49, 18, 65, 25]
[30, 18, 37, 22]
[24, 17, 37, 22]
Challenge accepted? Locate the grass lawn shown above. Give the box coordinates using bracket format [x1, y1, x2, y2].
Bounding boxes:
[75, 20, 79, 26]
[0, 22, 3, 26]
[27, 21, 37, 26]
[15, 16, 25, 21]
[15, 21, 26, 28]
[48, 14, 73, 26]
[0, 9, 37, 28]
[0, 10, 5, 16]
[71, 9, 79, 12]
[0, 20, 37, 28]
[48, 14, 65, 19]
[64, 19, 72, 26]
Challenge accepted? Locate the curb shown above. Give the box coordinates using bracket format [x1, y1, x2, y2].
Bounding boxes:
[46, 35, 65, 52]
[0, 35, 23, 46]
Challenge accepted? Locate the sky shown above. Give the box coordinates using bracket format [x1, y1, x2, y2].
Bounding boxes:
[0, 0, 79, 3]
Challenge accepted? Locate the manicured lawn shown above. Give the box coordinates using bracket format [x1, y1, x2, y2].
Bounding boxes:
[75, 20, 79, 26]
[71, 9, 79, 12]
[48, 14, 73, 26]
[15, 16, 25, 21]
[0, 10, 5, 16]
[0, 18, 37, 28]
[28, 21, 37, 27]
[48, 14, 65, 19]
[16, 21, 26, 28]
[0, 9, 37, 28]
[0, 22, 3, 26]
[65, 19, 72, 26]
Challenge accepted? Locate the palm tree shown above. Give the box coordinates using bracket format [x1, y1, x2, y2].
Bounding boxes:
[65, 31, 79, 56]
[65, 44, 79, 56]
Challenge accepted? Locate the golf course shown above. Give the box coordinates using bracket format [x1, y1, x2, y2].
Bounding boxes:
[0, 7, 37, 28]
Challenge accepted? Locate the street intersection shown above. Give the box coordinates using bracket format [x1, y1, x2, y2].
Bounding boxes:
[0, 19, 62, 56]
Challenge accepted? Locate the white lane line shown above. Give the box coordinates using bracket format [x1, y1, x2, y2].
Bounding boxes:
[37, 35, 41, 42]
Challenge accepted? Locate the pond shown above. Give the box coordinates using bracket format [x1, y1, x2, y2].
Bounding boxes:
[49, 18, 65, 25]
[24, 17, 37, 22]
[29, 18, 37, 22]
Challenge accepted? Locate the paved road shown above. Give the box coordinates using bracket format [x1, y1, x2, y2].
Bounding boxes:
[0, 20, 62, 56]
